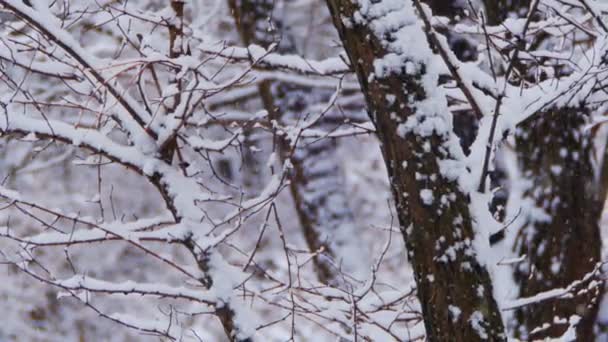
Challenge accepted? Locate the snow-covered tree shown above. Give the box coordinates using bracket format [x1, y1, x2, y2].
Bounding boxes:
[2, 0, 608, 341]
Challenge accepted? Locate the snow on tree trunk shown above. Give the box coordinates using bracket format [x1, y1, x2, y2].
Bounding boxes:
[512, 107, 603, 340]
[483, 0, 531, 26]
[324, 0, 506, 340]
[479, 1, 606, 338]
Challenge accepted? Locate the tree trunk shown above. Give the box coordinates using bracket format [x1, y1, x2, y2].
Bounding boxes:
[512, 108, 603, 340]
[324, 0, 506, 340]
[480, 1, 605, 338]
[227, 0, 276, 196]
[228, 0, 365, 283]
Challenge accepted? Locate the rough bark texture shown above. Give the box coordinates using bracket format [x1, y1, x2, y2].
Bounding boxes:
[324, 0, 506, 340]
[480, 1, 605, 338]
[513, 108, 603, 340]
[228, 0, 362, 283]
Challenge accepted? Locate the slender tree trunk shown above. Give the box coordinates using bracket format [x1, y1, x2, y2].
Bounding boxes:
[324, 0, 506, 340]
[277, 84, 365, 282]
[171, 3, 256, 339]
[228, 0, 365, 283]
[512, 108, 603, 340]
[227, 0, 274, 196]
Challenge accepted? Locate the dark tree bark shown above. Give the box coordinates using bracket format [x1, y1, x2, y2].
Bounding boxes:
[483, 0, 531, 25]
[425, 0, 477, 62]
[512, 108, 603, 340]
[424, 0, 480, 155]
[228, 0, 363, 283]
[479, 1, 605, 339]
[324, 0, 506, 340]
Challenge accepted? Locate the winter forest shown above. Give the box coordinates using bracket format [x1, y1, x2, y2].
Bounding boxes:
[6, 0, 608, 341]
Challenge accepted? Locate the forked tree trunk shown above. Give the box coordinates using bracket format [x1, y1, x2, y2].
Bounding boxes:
[324, 0, 506, 340]
[513, 108, 603, 340]
[228, 0, 364, 283]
